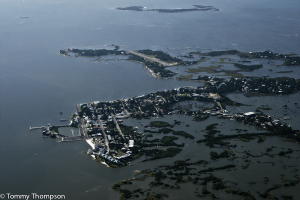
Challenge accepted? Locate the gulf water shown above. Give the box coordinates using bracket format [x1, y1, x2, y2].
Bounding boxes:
[0, 0, 299, 199]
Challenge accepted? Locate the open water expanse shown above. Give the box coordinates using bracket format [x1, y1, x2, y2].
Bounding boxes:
[0, 0, 299, 199]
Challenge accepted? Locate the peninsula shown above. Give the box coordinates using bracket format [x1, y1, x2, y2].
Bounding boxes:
[37, 75, 300, 168]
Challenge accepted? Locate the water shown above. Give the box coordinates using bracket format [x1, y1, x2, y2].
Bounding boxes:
[0, 0, 299, 199]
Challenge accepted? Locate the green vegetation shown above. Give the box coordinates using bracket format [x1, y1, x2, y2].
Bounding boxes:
[186, 65, 221, 74]
[193, 114, 209, 121]
[60, 48, 125, 57]
[149, 121, 171, 128]
[198, 164, 236, 173]
[117, 5, 219, 13]
[158, 128, 173, 133]
[142, 136, 183, 147]
[195, 50, 300, 66]
[259, 184, 282, 198]
[197, 76, 300, 95]
[119, 124, 135, 135]
[142, 148, 182, 162]
[278, 148, 293, 156]
[176, 75, 193, 81]
[172, 131, 195, 139]
[138, 49, 181, 63]
[197, 127, 300, 148]
[199, 50, 239, 57]
[117, 6, 144, 11]
[225, 189, 256, 199]
[234, 63, 263, 71]
[52, 126, 59, 133]
[210, 150, 231, 160]
[128, 54, 176, 78]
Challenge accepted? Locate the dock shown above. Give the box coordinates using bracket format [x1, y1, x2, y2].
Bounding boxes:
[58, 136, 86, 142]
[29, 126, 43, 131]
[29, 125, 70, 131]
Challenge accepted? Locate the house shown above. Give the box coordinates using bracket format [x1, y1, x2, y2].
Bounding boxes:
[129, 140, 135, 148]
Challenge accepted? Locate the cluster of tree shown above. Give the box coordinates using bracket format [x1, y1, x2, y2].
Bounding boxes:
[193, 114, 209, 122]
[210, 150, 230, 160]
[266, 124, 300, 142]
[119, 124, 135, 135]
[198, 164, 235, 174]
[285, 56, 300, 66]
[65, 48, 125, 57]
[138, 49, 181, 63]
[234, 63, 263, 71]
[117, 6, 144, 11]
[142, 136, 183, 148]
[128, 54, 176, 78]
[142, 148, 182, 162]
[197, 49, 300, 66]
[172, 131, 195, 139]
[197, 125, 300, 148]
[278, 148, 293, 156]
[225, 190, 256, 199]
[259, 184, 282, 198]
[200, 50, 239, 57]
[198, 75, 300, 95]
[149, 121, 171, 127]
[164, 160, 208, 172]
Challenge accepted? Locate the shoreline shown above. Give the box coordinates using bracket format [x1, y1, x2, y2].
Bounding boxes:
[86, 138, 95, 149]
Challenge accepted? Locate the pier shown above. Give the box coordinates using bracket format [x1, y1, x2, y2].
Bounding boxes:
[59, 136, 86, 142]
[29, 125, 70, 131]
[29, 126, 43, 131]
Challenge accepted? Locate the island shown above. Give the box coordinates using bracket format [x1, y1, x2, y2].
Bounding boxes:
[59, 48, 300, 79]
[116, 5, 219, 13]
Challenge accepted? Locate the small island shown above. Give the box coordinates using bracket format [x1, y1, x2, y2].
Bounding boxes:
[117, 5, 219, 13]
[59, 47, 300, 80]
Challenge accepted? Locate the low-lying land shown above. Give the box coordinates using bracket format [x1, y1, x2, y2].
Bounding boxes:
[59, 48, 300, 79]
[116, 5, 219, 13]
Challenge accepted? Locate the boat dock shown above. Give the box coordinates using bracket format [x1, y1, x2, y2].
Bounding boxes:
[29, 125, 70, 131]
[58, 136, 86, 142]
[29, 126, 43, 131]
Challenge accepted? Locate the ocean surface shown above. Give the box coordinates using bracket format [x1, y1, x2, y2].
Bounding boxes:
[0, 0, 299, 199]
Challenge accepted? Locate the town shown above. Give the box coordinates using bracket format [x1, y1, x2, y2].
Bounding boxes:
[37, 75, 300, 167]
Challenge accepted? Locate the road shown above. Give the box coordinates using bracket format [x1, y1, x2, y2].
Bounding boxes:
[79, 119, 87, 137]
[127, 51, 176, 67]
[111, 114, 125, 140]
[97, 116, 110, 152]
[215, 100, 223, 110]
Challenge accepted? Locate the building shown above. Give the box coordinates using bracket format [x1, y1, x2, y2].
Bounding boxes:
[129, 140, 135, 148]
[244, 112, 256, 116]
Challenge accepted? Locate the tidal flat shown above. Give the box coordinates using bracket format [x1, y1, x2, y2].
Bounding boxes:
[113, 114, 300, 200]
